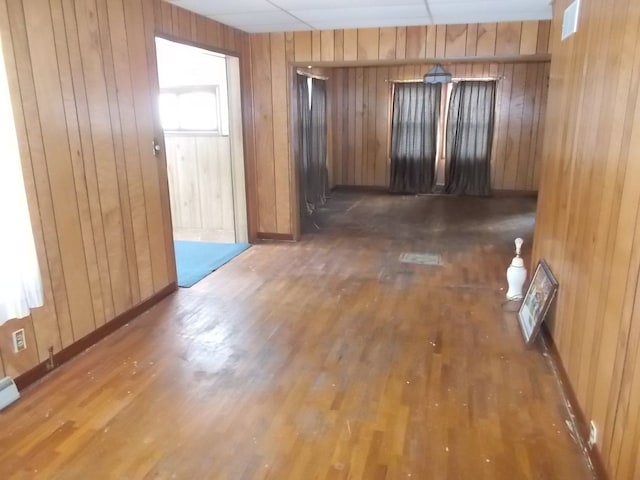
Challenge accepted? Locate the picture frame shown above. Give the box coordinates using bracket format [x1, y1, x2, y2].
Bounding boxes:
[518, 259, 558, 346]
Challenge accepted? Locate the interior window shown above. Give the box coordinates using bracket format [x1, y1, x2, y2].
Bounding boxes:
[159, 87, 221, 133]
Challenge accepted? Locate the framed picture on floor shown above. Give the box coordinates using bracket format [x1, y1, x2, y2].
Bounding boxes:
[518, 259, 558, 347]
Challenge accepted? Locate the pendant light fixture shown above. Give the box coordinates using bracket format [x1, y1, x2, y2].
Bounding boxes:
[423, 64, 452, 84]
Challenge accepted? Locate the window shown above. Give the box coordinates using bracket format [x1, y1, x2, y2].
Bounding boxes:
[435, 83, 452, 185]
[389, 78, 496, 195]
[435, 80, 495, 186]
[159, 86, 222, 133]
[0, 38, 43, 324]
[155, 37, 230, 136]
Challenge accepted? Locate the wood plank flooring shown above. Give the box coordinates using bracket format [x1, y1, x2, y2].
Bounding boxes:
[0, 192, 593, 479]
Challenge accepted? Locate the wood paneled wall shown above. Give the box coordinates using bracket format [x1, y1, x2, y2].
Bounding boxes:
[0, 0, 551, 377]
[247, 20, 551, 236]
[329, 61, 549, 191]
[152, 0, 243, 52]
[532, 0, 640, 477]
[0, 0, 247, 379]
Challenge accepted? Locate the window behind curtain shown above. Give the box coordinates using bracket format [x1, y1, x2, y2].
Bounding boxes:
[389, 82, 441, 194]
[0, 38, 43, 324]
[445, 80, 496, 196]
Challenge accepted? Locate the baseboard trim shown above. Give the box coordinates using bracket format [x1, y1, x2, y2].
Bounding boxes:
[492, 189, 538, 197]
[330, 186, 538, 197]
[15, 282, 178, 391]
[540, 325, 608, 479]
[331, 185, 389, 194]
[256, 232, 295, 241]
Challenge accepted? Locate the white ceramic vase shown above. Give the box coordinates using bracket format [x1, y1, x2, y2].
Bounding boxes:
[506, 238, 527, 300]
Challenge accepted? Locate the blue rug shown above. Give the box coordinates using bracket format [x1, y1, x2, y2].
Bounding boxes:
[174, 241, 250, 287]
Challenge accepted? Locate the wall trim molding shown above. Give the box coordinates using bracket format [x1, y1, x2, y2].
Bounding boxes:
[331, 186, 538, 198]
[14, 282, 178, 391]
[541, 326, 608, 480]
[331, 185, 389, 194]
[492, 189, 538, 197]
[154, 32, 241, 58]
[292, 54, 551, 69]
[256, 232, 295, 241]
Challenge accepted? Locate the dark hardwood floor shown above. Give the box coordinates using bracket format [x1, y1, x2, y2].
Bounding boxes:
[0, 192, 593, 479]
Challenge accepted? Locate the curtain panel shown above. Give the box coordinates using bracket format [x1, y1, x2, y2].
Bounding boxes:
[297, 75, 312, 217]
[389, 82, 441, 194]
[0, 43, 43, 324]
[297, 75, 328, 218]
[445, 80, 496, 196]
[309, 78, 328, 210]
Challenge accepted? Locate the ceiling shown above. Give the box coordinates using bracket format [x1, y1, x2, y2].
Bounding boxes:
[166, 0, 552, 33]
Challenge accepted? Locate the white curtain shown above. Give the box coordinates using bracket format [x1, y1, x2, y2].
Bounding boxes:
[0, 40, 43, 325]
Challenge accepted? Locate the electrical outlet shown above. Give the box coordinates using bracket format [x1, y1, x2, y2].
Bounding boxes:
[588, 420, 597, 448]
[12, 329, 26, 353]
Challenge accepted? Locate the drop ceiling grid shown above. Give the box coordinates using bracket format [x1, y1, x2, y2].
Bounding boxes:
[167, 0, 551, 33]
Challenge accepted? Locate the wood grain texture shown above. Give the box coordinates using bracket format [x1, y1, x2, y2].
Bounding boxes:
[165, 134, 235, 242]
[0, 0, 249, 379]
[0, 193, 593, 479]
[532, 0, 640, 478]
[248, 21, 550, 236]
[330, 62, 549, 191]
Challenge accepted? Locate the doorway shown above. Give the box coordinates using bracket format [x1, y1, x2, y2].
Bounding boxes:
[296, 73, 329, 234]
[156, 37, 247, 243]
[155, 37, 249, 286]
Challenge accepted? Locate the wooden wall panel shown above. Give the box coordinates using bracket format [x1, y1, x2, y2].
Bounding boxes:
[329, 61, 548, 191]
[270, 33, 292, 234]
[532, 0, 640, 478]
[320, 30, 334, 62]
[250, 34, 278, 233]
[311, 30, 321, 62]
[0, 0, 249, 378]
[25, 0, 98, 337]
[476, 23, 498, 56]
[357, 28, 379, 61]
[406, 26, 427, 59]
[378, 27, 396, 60]
[153, 0, 242, 53]
[445, 24, 467, 57]
[502, 63, 526, 190]
[247, 20, 551, 235]
[165, 135, 235, 242]
[395, 27, 406, 60]
[495, 22, 522, 56]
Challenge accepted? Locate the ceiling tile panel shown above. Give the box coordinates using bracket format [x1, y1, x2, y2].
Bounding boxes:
[293, 5, 428, 23]
[167, 0, 552, 33]
[429, 2, 551, 24]
[311, 17, 434, 30]
[272, 0, 424, 8]
[212, 10, 304, 27]
[238, 22, 314, 32]
[169, 0, 275, 15]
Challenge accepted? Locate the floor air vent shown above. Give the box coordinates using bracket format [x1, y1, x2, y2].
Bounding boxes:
[0, 376, 20, 411]
[399, 252, 442, 266]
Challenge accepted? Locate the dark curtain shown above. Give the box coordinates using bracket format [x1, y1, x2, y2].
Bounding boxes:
[297, 75, 328, 218]
[297, 75, 311, 217]
[445, 80, 496, 196]
[389, 82, 441, 194]
[309, 78, 328, 210]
